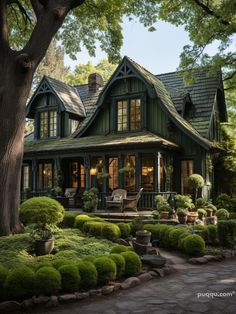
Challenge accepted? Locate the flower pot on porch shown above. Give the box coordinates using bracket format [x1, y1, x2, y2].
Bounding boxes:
[187, 212, 198, 223]
[35, 238, 54, 256]
[135, 230, 152, 245]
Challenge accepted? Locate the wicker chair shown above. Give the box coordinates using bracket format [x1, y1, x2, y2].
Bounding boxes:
[105, 189, 127, 211]
[123, 188, 144, 212]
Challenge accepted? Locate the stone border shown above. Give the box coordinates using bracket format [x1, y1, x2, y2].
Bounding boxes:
[0, 264, 174, 312]
[188, 249, 236, 264]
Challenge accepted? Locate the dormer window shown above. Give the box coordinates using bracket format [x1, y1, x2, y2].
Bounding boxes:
[117, 98, 141, 132]
[40, 111, 57, 139]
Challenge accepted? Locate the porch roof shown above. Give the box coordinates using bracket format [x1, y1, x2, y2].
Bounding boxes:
[24, 131, 180, 154]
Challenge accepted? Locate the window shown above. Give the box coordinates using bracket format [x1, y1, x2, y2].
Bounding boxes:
[181, 160, 194, 194]
[124, 155, 136, 192]
[109, 158, 119, 190]
[40, 111, 57, 139]
[69, 119, 79, 134]
[38, 162, 53, 189]
[22, 165, 30, 190]
[117, 98, 141, 132]
[142, 154, 154, 192]
[80, 164, 85, 189]
[71, 162, 79, 188]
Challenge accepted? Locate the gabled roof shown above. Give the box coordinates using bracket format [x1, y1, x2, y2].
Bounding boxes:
[26, 76, 86, 118]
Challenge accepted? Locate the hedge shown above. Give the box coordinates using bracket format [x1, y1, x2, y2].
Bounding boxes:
[117, 223, 131, 238]
[94, 257, 117, 286]
[77, 262, 97, 289]
[218, 220, 236, 248]
[74, 215, 91, 229]
[35, 267, 61, 295]
[183, 235, 205, 256]
[110, 245, 130, 254]
[61, 212, 78, 228]
[58, 264, 80, 292]
[108, 254, 125, 278]
[121, 251, 141, 276]
[102, 224, 121, 241]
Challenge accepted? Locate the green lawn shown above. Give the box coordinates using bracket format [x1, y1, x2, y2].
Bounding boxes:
[0, 228, 115, 270]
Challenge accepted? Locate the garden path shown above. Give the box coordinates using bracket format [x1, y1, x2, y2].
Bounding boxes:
[25, 252, 236, 314]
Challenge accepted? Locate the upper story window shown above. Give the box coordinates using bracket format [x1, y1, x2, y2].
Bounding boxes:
[40, 111, 57, 139]
[117, 98, 141, 132]
[69, 119, 79, 134]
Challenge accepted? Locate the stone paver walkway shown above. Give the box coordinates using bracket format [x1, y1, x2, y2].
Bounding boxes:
[26, 254, 236, 314]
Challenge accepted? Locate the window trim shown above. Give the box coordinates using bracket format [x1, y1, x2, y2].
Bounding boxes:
[39, 109, 58, 139]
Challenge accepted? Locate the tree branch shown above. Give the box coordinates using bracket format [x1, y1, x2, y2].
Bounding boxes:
[0, 0, 9, 53]
[192, 0, 230, 25]
[224, 71, 236, 82]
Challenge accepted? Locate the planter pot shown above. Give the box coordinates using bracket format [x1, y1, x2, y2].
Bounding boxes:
[135, 230, 152, 245]
[187, 212, 198, 223]
[178, 215, 187, 224]
[35, 238, 54, 256]
[206, 211, 212, 217]
[160, 212, 169, 220]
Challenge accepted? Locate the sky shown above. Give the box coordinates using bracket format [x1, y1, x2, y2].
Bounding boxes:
[64, 18, 220, 75]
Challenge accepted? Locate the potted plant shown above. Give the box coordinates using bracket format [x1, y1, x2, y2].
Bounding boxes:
[31, 223, 58, 256]
[83, 187, 99, 212]
[177, 208, 188, 224]
[205, 207, 213, 217]
[187, 173, 205, 202]
[159, 204, 172, 219]
[135, 230, 152, 245]
[197, 208, 207, 220]
[187, 211, 198, 223]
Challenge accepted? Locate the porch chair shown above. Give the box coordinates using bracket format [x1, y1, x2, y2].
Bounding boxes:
[105, 189, 127, 212]
[122, 188, 144, 212]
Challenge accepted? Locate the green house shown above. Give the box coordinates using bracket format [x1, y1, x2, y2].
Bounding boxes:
[23, 56, 227, 208]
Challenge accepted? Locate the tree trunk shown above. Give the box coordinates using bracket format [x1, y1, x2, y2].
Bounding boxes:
[0, 54, 33, 235]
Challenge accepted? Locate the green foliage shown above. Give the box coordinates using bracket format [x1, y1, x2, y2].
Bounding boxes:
[117, 223, 131, 238]
[175, 194, 194, 210]
[52, 258, 71, 270]
[207, 225, 218, 245]
[108, 254, 125, 278]
[89, 222, 105, 237]
[216, 208, 230, 220]
[58, 264, 80, 292]
[110, 245, 130, 254]
[35, 267, 61, 295]
[168, 228, 188, 248]
[0, 265, 8, 297]
[61, 212, 78, 228]
[94, 257, 116, 286]
[102, 224, 121, 241]
[193, 225, 209, 241]
[130, 218, 144, 234]
[205, 204, 217, 215]
[74, 215, 91, 229]
[82, 255, 98, 263]
[188, 174, 204, 189]
[20, 197, 64, 226]
[178, 233, 191, 251]
[121, 252, 141, 276]
[197, 208, 207, 219]
[216, 193, 232, 210]
[77, 262, 97, 289]
[158, 225, 175, 248]
[83, 188, 99, 212]
[154, 195, 172, 212]
[177, 208, 189, 217]
[217, 220, 236, 248]
[195, 198, 207, 209]
[183, 235, 205, 256]
[4, 266, 35, 299]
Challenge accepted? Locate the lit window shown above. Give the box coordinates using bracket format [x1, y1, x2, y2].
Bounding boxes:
[117, 98, 141, 132]
[181, 160, 194, 194]
[40, 111, 57, 139]
[124, 155, 136, 192]
[117, 101, 128, 132]
[38, 162, 53, 189]
[142, 154, 154, 192]
[109, 158, 119, 190]
[130, 99, 141, 130]
[23, 165, 30, 189]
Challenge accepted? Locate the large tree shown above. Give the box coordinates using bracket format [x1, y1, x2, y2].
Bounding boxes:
[0, 0, 158, 236]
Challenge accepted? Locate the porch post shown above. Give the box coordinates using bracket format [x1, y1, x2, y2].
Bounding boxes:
[136, 153, 141, 190]
[32, 159, 37, 193]
[54, 157, 61, 187]
[102, 155, 107, 193]
[84, 156, 90, 191]
[157, 152, 161, 192]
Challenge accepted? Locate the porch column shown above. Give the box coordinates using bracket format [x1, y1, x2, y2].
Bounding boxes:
[102, 155, 107, 193]
[32, 159, 37, 193]
[84, 156, 90, 191]
[54, 157, 61, 187]
[156, 152, 161, 192]
[136, 153, 142, 190]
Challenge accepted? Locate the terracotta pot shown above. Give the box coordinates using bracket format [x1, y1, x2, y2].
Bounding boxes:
[187, 212, 198, 223]
[160, 211, 169, 219]
[35, 238, 54, 256]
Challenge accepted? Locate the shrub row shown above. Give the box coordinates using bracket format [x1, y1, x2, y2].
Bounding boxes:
[74, 215, 121, 241]
[0, 250, 141, 301]
[218, 220, 236, 248]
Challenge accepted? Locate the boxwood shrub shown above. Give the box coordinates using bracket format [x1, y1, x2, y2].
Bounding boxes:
[102, 224, 121, 241]
[61, 212, 78, 228]
[207, 225, 218, 245]
[110, 245, 130, 254]
[89, 222, 105, 237]
[35, 267, 61, 295]
[168, 228, 188, 248]
[94, 257, 117, 286]
[159, 225, 175, 248]
[183, 234, 205, 256]
[178, 232, 191, 251]
[216, 208, 230, 220]
[74, 215, 91, 229]
[193, 225, 209, 241]
[218, 220, 236, 248]
[52, 258, 71, 270]
[58, 264, 80, 292]
[117, 223, 131, 238]
[108, 253, 126, 278]
[121, 251, 141, 276]
[4, 266, 35, 299]
[77, 262, 97, 289]
[20, 196, 64, 226]
[0, 265, 8, 298]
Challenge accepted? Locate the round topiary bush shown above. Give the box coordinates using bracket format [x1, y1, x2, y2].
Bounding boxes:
[159, 225, 175, 248]
[35, 267, 61, 295]
[52, 258, 71, 270]
[178, 232, 191, 251]
[216, 208, 230, 220]
[61, 212, 78, 228]
[183, 234, 205, 256]
[82, 255, 98, 263]
[102, 224, 121, 241]
[108, 254, 125, 278]
[121, 251, 141, 276]
[207, 225, 218, 245]
[58, 264, 80, 292]
[168, 228, 188, 248]
[94, 257, 116, 286]
[77, 262, 97, 289]
[117, 223, 131, 238]
[110, 245, 130, 254]
[188, 174, 204, 190]
[193, 225, 209, 241]
[88, 222, 105, 237]
[20, 196, 64, 226]
[4, 266, 35, 299]
[82, 220, 97, 233]
[74, 215, 91, 229]
[0, 265, 8, 298]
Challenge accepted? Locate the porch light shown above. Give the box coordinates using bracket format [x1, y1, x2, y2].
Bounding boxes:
[90, 167, 97, 176]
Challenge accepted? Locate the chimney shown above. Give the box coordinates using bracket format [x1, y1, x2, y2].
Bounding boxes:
[88, 73, 103, 92]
